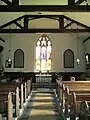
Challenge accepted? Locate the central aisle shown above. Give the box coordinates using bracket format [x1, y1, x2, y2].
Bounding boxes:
[19, 90, 62, 120]
[29, 92, 56, 120]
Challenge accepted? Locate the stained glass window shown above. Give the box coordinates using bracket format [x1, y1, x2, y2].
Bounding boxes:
[36, 34, 52, 72]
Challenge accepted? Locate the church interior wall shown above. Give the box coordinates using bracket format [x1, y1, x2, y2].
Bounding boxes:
[0, 33, 86, 72]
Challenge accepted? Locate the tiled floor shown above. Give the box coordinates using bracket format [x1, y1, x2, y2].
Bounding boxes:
[18, 90, 63, 120]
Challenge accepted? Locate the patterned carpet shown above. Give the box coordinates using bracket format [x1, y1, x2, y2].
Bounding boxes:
[18, 89, 64, 120]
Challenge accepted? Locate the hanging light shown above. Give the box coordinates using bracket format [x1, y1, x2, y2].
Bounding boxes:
[6, 30, 12, 68]
[76, 25, 80, 65]
[86, 54, 89, 64]
[7, 50, 12, 68]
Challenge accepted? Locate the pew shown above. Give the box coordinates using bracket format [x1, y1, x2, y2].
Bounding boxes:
[59, 81, 90, 103]
[56, 80, 90, 119]
[0, 114, 2, 120]
[0, 79, 30, 108]
[0, 78, 32, 119]
[0, 79, 32, 120]
[64, 82, 90, 119]
[0, 92, 13, 120]
[0, 86, 20, 119]
[68, 92, 90, 120]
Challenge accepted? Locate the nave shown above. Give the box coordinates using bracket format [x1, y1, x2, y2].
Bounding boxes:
[18, 89, 63, 120]
[1, 73, 90, 120]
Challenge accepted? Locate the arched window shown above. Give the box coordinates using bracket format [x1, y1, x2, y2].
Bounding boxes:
[36, 34, 52, 72]
[64, 49, 74, 68]
[14, 49, 24, 68]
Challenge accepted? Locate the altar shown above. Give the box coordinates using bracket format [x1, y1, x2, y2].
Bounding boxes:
[36, 74, 52, 83]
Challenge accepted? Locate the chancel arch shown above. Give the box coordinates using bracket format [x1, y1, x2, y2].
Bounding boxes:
[36, 34, 52, 72]
[14, 49, 24, 68]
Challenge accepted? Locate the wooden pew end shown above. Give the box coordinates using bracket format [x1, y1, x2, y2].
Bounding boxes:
[0, 114, 2, 120]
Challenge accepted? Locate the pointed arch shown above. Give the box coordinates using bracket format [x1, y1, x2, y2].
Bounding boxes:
[14, 49, 24, 68]
[36, 34, 52, 72]
[64, 49, 74, 68]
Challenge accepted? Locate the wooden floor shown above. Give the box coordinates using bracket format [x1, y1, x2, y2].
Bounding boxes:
[18, 89, 62, 120]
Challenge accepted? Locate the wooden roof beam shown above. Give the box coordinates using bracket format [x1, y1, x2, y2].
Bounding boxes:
[1, 0, 12, 5]
[0, 37, 5, 42]
[0, 29, 90, 33]
[83, 36, 90, 43]
[1, 5, 90, 12]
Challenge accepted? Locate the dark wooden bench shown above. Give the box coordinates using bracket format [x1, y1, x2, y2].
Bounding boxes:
[0, 78, 32, 120]
[0, 92, 13, 120]
[64, 82, 90, 120]
[0, 86, 19, 119]
[56, 80, 90, 120]
[68, 92, 90, 120]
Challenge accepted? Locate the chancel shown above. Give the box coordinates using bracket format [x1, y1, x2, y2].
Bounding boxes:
[0, 0, 90, 120]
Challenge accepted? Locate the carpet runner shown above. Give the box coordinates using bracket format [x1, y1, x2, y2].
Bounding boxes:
[18, 90, 64, 120]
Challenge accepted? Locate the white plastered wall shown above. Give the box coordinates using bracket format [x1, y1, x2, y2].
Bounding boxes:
[84, 39, 90, 54]
[0, 33, 85, 72]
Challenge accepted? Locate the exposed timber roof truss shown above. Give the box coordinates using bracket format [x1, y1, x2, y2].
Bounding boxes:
[0, 0, 90, 12]
[0, 15, 90, 33]
[83, 36, 90, 43]
[1, 0, 19, 6]
[68, 0, 88, 5]
[0, 37, 5, 42]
